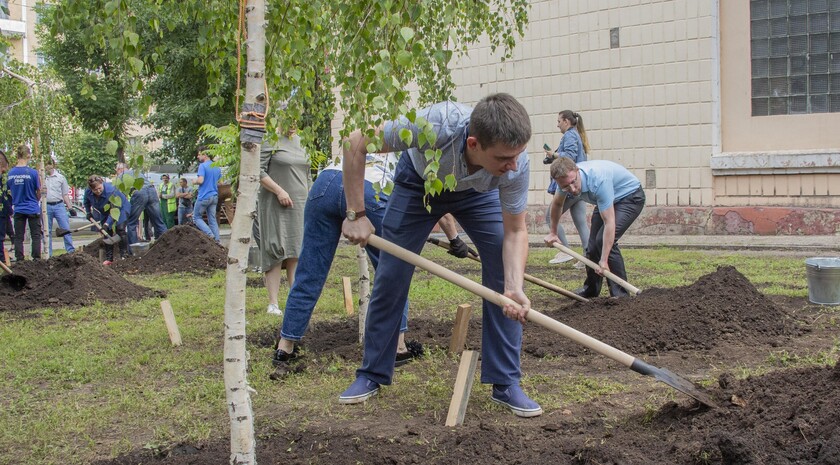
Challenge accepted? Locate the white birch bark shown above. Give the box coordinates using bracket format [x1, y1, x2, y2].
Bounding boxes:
[357, 244, 370, 343]
[224, 0, 264, 463]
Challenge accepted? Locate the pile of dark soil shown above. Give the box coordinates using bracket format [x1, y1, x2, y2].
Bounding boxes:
[94, 363, 840, 465]
[111, 225, 227, 275]
[0, 253, 159, 312]
[252, 266, 799, 361]
[522, 265, 799, 358]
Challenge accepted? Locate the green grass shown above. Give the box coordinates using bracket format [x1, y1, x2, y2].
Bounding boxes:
[0, 245, 824, 464]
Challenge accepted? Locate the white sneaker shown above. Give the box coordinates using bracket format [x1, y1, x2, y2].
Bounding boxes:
[267, 304, 283, 316]
[549, 252, 574, 264]
[573, 260, 586, 270]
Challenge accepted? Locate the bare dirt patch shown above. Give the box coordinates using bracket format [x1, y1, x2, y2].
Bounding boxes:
[111, 225, 227, 275]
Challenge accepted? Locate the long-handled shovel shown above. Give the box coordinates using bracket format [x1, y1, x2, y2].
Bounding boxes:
[371, 234, 717, 408]
[426, 237, 588, 303]
[75, 207, 121, 246]
[0, 261, 26, 291]
[55, 223, 96, 237]
[552, 243, 641, 296]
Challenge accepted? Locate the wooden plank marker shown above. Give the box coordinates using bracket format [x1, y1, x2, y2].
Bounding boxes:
[445, 349, 479, 427]
[160, 300, 182, 346]
[342, 276, 354, 316]
[449, 303, 473, 354]
[4, 248, 10, 267]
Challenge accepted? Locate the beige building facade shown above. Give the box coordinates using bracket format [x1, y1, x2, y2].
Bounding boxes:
[0, 0, 40, 65]
[444, 0, 839, 235]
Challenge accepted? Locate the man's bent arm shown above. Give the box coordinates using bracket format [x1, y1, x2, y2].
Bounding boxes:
[341, 127, 393, 245]
[598, 205, 617, 274]
[501, 210, 530, 322]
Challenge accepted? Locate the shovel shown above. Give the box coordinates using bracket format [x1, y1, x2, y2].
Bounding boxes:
[0, 261, 27, 291]
[551, 243, 641, 296]
[426, 237, 588, 303]
[78, 207, 121, 246]
[370, 234, 717, 408]
[55, 223, 96, 237]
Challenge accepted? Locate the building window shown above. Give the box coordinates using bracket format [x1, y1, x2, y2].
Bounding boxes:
[750, 0, 840, 115]
[0, 0, 9, 20]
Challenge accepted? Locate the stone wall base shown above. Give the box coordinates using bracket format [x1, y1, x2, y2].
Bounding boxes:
[525, 205, 840, 236]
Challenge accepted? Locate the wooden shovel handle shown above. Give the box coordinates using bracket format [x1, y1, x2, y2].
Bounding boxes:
[551, 243, 641, 295]
[426, 237, 588, 303]
[0, 260, 13, 275]
[369, 235, 635, 367]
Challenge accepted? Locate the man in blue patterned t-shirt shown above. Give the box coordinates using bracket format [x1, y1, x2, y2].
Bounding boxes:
[338, 93, 542, 418]
[6, 145, 42, 261]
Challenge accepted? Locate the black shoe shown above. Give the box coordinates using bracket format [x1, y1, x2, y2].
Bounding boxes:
[270, 346, 304, 381]
[394, 340, 424, 367]
[574, 287, 598, 299]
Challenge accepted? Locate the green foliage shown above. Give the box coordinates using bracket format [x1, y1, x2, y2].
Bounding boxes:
[55, 131, 119, 187]
[0, 63, 75, 156]
[47, 0, 530, 202]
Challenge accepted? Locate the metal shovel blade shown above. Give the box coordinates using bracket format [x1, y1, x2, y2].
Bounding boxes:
[0, 262, 27, 291]
[55, 227, 71, 237]
[630, 359, 718, 408]
[103, 235, 121, 246]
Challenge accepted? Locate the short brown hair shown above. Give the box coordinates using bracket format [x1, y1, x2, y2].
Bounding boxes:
[549, 156, 578, 181]
[87, 175, 104, 188]
[16, 145, 31, 159]
[469, 93, 531, 150]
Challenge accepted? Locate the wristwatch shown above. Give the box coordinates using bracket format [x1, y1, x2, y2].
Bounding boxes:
[346, 209, 366, 221]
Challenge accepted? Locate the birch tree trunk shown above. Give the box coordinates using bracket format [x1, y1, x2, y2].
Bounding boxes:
[224, 0, 264, 463]
[357, 244, 370, 344]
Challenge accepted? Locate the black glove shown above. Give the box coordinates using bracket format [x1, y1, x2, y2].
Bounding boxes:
[447, 236, 476, 259]
[68, 208, 78, 217]
[86, 213, 94, 222]
[543, 154, 557, 165]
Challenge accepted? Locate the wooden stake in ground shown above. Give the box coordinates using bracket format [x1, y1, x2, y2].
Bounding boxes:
[159, 300, 182, 346]
[357, 245, 370, 343]
[449, 303, 473, 354]
[342, 276, 354, 315]
[445, 350, 479, 427]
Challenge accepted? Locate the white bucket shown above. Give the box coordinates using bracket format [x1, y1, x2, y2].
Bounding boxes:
[130, 242, 150, 257]
[805, 257, 840, 306]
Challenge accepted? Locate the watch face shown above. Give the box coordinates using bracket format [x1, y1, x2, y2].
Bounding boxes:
[347, 210, 356, 220]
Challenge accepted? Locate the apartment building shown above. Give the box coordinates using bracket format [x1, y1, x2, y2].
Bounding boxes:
[443, 0, 840, 235]
[0, 0, 40, 65]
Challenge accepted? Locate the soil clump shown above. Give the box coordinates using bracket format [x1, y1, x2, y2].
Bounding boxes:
[111, 225, 227, 275]
[0, 253, 159, 313]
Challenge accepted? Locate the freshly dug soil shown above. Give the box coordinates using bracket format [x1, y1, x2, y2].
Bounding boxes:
[252, 266, 799, 361]
[93, 363, 840, 464]
[92, 265, 839, 465]
[111, 225, 227, 275]
[0, 253, 159, 312]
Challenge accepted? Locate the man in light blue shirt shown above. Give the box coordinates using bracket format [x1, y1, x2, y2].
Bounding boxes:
[545, 158, 645, 298]
[192, 146, 221, 242]
[339, 94, 542, 418]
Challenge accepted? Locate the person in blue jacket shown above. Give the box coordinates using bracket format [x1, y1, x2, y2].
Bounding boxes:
[6, 145, 42, 261]
[543, 110, 591, 266]
[84, 175, 130, 265]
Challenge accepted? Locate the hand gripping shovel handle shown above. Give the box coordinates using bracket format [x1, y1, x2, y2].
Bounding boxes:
[86, 217, 121, 245]
[426, 237, 588, 303]
[552, 243, 641, 295]
[371, 235, 716, 407]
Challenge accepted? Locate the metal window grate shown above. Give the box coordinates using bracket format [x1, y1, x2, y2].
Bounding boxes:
[751, 0, 840, 114]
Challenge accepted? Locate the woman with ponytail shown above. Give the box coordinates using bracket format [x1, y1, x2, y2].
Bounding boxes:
[543, 110, 590, 265]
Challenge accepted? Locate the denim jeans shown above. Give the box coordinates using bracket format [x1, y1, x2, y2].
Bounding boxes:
[581, 187, 646, 297]
[177, 205, 192, 225]
[280, 169, 409, 341]
[13, 212, 42, 260]
[126, 185, 167, 246]
[545, 195, 590, 254]
[47, 203, 75, 254]
[193, 194, 220, 242]
[357, 155, 522, 387]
